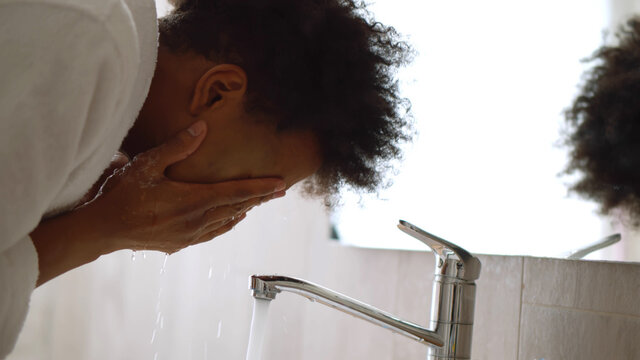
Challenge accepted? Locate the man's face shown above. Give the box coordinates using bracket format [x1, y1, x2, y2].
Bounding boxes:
[123, 46, 322, 189]
[165, 113, 323, 190]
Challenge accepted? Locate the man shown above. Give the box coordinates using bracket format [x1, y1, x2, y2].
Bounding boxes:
[563, 16, 640, 227]
[0, 0, 411, 357]
[127, 0, 413, 195]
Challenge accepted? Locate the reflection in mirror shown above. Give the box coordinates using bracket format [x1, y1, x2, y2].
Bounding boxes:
[333, 0, 640, 261]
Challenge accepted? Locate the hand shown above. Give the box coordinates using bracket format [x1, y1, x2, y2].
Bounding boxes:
[74, 152, 130, 209]
[84, 120, 286, 254]
[31, 121, 286, 286]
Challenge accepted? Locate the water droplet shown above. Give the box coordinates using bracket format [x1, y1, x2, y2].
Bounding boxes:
[150, 329, 157, 344]
[308, 298, 316, 303]
[142, 251, 147, 259]
[131, 251, 136, 262]
[223, 264, 230, 280]
[155, 289, 162, 312]
[208, 266, 213, 279]
[156, 312, 162, 324]
[160, 253, 168, 275]
[154, 352, 158, 360]
[217, 321, 222, 338]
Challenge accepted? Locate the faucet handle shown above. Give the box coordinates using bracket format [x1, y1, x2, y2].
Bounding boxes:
[398, 220, 481, 281]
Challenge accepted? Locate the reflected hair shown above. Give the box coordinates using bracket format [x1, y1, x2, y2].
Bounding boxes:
[563, 16, 640, 226]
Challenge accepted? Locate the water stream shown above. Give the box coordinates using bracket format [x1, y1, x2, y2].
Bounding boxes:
[160, 253, 169, 274]
[245, 298, 271, 360]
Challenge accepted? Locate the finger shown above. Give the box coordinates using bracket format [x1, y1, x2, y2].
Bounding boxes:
[147, 121, 208, 171]
[201, 219, 228, 234]
[193, 213, 246, 245]
[201, 206, 250, 233]
[203, 207, 245, 226]
[201, 193, 273, 224]
[160, 178, 285, 213]
[184, 178, 287, 208]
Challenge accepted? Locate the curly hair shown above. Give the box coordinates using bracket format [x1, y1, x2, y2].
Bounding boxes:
[159, 0, 413, 200]
[563, 17, 640, 226]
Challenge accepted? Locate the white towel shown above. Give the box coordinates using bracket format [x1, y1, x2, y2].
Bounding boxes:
[0, 0, 157, 357]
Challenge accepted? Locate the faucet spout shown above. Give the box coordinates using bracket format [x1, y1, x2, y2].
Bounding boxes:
[250, 275, 444, 347]
[250, 220, 480, 359]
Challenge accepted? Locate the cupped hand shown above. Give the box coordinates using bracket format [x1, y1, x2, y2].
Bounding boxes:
[84, 120, 286, 254]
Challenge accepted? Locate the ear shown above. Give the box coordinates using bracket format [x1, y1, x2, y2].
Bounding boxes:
[189, 64, 247, 115]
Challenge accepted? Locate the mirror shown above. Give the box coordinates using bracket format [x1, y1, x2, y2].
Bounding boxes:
[333, 0, 640, 261]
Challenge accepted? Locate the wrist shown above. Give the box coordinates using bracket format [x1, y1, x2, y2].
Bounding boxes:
[30, 204, 117, 286]
[74, 199, 124, 254]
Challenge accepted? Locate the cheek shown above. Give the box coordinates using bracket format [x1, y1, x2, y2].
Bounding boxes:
[286, 155, 323, 188]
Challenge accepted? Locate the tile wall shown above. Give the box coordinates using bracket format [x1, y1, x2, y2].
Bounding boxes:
[286, 246, 640, 359]
[519, 258, 640, 360]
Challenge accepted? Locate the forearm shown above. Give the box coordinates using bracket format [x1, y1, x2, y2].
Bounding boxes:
[30, 206, 116, 287]
[27, 122, 285, 287]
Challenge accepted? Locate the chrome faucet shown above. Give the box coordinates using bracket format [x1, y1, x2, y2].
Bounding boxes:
[250, 220, 482, 359]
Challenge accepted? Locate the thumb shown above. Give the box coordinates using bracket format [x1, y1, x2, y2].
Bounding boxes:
[150, 121, 208, 170]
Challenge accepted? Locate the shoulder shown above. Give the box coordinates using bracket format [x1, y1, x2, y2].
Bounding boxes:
[0, 0, 123, 22]
[0, 0, 141, 63]
[0, 0, 142, 171]
[0, 0, 142, 118]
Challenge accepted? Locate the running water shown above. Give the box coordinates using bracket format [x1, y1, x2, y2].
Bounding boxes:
[245, 298, 271, 360]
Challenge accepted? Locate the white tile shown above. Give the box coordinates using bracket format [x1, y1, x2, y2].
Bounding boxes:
[575, 260, 640, 317]
[391, 250, 435, 359]
[518, 304, 640, 360]
[301, 301, 397, 360]
[522, 257, 578, 307]
[391, 335, 430, 360]
[392, 250, 434, 323]
[471, 255, 523, 360]
[302, 246, 402, 360]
